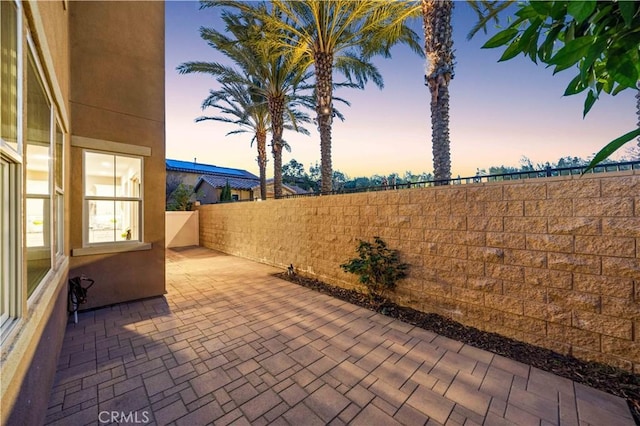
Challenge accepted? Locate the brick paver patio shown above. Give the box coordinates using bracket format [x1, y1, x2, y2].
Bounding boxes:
[45, 246, 635, 425]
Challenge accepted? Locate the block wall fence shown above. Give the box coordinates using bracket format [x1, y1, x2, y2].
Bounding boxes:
[198, 172, 640, 372]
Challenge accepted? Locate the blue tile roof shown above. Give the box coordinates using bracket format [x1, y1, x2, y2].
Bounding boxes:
[166, 159, 258, 180]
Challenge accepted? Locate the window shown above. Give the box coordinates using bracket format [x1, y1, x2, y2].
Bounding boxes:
[1, 0, 20, 331]
[84, 152, 142, 244]
[1, 0, 19, 154]
[0, 156, 19, 330]
[54, 123, 63, 257]
[26, 51, 52, 296]
[1, 0, 67, 340]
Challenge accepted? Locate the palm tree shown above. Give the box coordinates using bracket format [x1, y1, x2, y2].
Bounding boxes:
[213, 0, 423, 194]
[195, 80, 270, 200]
[422, 0, 454, 183]
[636, 81, 639, 150]
[179, 5, 311, 198]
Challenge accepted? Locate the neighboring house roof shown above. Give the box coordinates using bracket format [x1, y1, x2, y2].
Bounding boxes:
[195, 175, 259, 191]
[254, 179, 311, 195]
[289, 184, 311, 195]
[283, 183, 310, 195]
[166, 159, 258, 180]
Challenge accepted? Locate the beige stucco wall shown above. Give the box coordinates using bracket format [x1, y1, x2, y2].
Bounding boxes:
[200, 172, 640, 372]
[167, 170, 200, 188]
[166, 211, 199, 248]
[68, 1, 166, 308]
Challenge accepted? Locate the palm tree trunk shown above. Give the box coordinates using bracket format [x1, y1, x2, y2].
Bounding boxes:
[256, 130, 268, 200]
[269, 96, 285, 199]
[315, 51, 334, 194]
[431, 82, 451, 183]
[422, 0, 454, 184]
[272, 143, 283, 199]
[636, 81, 639, 149]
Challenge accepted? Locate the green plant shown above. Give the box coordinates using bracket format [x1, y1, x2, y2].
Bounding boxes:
[220, 180, 233, 202]
[340, 236, 408, 299]
[167, 183, 197, 211]
[469, 0, 640, 170]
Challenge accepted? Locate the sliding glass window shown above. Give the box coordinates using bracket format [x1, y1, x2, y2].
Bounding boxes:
[26, 52, 52, 296]
[0, 0, 20, 332]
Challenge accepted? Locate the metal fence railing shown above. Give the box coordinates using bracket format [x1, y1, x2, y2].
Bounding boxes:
[280, 160, 640, 199]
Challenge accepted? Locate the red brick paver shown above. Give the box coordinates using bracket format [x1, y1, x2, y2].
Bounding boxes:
[45, 247, 635, 425]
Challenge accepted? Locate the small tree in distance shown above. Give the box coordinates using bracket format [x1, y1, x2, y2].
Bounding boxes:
[167, 183, 197, 211]
[220, 180, 233, 202]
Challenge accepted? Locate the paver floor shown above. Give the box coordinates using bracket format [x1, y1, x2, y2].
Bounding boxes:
[45, 246, 635, 425]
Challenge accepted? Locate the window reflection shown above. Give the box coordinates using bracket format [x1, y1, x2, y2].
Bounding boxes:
[1, 1, 19, 153]
[26, 53, 51, 296]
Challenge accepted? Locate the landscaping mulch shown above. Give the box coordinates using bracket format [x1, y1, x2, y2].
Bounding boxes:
[274, 272, 640, 424]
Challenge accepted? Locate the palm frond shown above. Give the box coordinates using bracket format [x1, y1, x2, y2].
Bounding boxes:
[334, 51, 384, 89]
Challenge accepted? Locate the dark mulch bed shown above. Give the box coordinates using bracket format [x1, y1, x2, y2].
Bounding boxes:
[275, 272, 640, 423]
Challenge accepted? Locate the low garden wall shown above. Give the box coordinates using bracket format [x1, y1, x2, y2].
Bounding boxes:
[166, 211, 199, 248]
[198, 171, 640, 372]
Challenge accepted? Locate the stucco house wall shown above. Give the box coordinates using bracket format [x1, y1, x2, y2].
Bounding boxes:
[68, 1, 166, 309]
[1, 2, 166, 424]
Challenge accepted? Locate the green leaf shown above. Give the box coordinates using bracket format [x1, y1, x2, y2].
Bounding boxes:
[579, 40, 606, 81]
[499, 40, 525, 62]
[550, 1, 568, 20]
[564, 74, 587, 96]
[601, 75, 614, 94]
[589, 4, 614, 26]
[538, 23, 564, 62]
[583, 128, 640, 173]
[606, 54, 639, 89]
[611, 83, 628, 96]
[529, 1, 552, 15]
[564, 22, 575, 43]
[582, 90, 597, 117]
[618, 1, 636, 27]
[515, 5, 540, 19]
[518, 18, 542, 62]
[483, 28, 519, 49]
[549, 36, 595, 67]
[567, 1, 596, 23]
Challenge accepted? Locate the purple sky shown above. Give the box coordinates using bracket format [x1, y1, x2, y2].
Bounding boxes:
[165, 1, 637, 179]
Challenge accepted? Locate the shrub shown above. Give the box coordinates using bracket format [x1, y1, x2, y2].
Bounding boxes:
[167, 183, 197, 211]
[340, 236, 408, 299]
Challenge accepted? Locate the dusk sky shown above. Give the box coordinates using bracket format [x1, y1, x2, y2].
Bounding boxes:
[165, 1, 637, 179]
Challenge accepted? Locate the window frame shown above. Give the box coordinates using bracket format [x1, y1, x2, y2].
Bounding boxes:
[0, 154, 21, 335]
[53, 121, 64, 262]
[24, 36, 56, 300]
[0, 0, 21, 158]
[81, 149, 144, 248]
[0, 0, 23, 339]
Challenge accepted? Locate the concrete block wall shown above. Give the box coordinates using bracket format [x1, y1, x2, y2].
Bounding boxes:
[198, 172, 640, 372]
